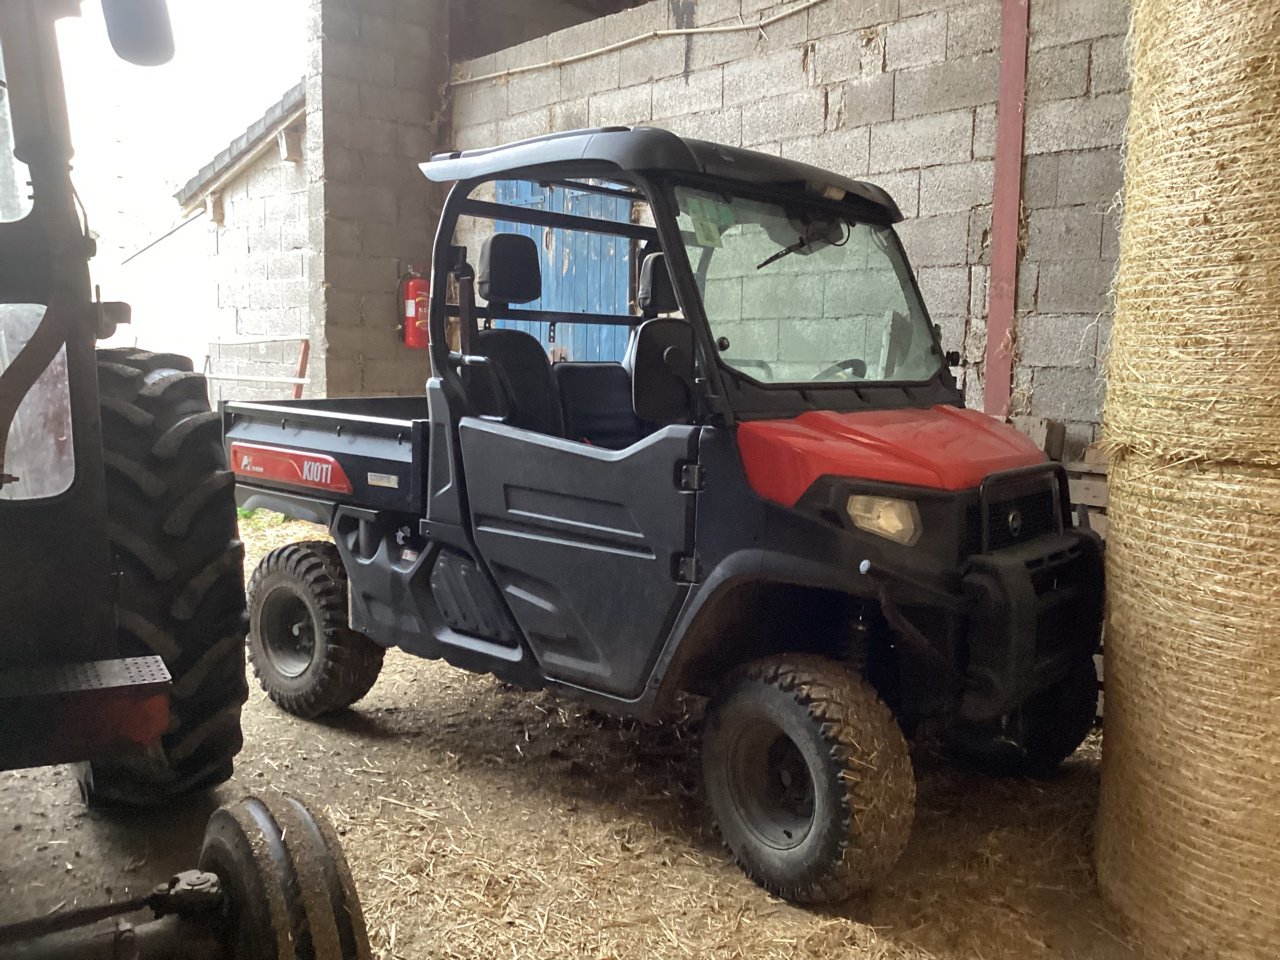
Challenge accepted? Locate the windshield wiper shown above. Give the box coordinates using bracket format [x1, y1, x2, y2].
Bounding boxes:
[756, 236, 808, 270]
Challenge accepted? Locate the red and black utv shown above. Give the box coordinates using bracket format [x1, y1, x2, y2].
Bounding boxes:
[227, 127, 1104, 904]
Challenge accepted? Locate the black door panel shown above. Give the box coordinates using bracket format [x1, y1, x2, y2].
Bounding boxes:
[459, 419, 698, 697]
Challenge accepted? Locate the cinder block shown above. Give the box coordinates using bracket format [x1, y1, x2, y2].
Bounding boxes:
[1025, 206, 1104, 262]
[813, 31, 877, 84]
[507, 68, 561, 115]
[781, 125, 870, 178]
[725, 47, 812, 108]
[561, 50, 621, 98]
[653, 69, 725, 120]
[546, 15, 606, 60]
[843, 70, 894, 127]
[601, 2, 669, 47]
[454, 120, 500, 151]
[1056, 147, 1123, 206]
[916, 265, 969, 317]
[620, 35, 687, 86]
[357, 12, 430, 56]
[1101, 208, 1120, 263]
[497, 109, 551, 144]
[1027, 365, 1105, 423]
[326, 182, 397, 224]
[1029, 0, 1129, 51]
[661, 105, 743, 145]
[893, 54, 997, 119]
[688, 26, 759, 69]
[919, 160, 994, 216]
[809, 0, 898, 37]
[325, 253, 399, 294]
[1037, 259, 1114, 314]
[972, 103, 996, 159]
[323, 39, 396, 86]
[1022, 153, 1059, 208]
[741, 89, 828, 144]
[896, 211, 969, 266]
[551, 99, 589, 133]
[1090, 36, 1128, 94]
[685, 0, 741, 27]
[588, 84, 653, 127]
[884, 12, 947, 71]
[1019, 312, 1100, 367]
[869, 108, 972, 171]
[969, 264, 989, 317]
[866, 168, 919, 217]
[945, 0, 1000, 58]
[1024, 93, 1128, 154]
[267, 251, 305, 281]
[1026, 41, 1089, 104]
[966, 204, 991, 264]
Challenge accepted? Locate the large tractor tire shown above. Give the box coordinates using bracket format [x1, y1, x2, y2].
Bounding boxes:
[247, 541, 384, 719]
[78, 348, 247, 806]
[702, 654, 915, 904]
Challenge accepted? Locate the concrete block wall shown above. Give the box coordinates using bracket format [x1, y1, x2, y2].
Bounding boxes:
[305, 0, 450, 398]
[450, 0, 1129, 453]
[203, 144, 311, 405]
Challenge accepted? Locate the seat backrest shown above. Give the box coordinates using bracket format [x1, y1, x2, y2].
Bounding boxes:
[553, 362, 640, 450]
[464, 233, 564, 436]
[470, 329, 565, 436]
[638, 252, 679, 318]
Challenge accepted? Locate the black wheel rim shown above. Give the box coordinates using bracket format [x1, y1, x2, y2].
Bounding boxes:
[258, 586, 317, 679]
[725, 717, 816, 850]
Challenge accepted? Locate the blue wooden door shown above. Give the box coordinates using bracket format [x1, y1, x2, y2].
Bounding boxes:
[493, 180, 632, 362]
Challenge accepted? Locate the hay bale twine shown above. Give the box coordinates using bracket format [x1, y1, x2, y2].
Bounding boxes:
[1098, 0, 1280, 955]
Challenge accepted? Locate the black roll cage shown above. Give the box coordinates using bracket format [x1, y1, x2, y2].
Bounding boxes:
[424, 140, 963, 425]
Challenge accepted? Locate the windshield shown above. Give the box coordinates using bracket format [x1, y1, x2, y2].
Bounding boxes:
[673, 185, 942, 385]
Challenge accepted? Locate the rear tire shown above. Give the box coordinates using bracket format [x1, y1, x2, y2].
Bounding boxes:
[79, 348, 247, 806]
[946, 657, 1099, 777]
[247, 541, 384, 719]
[702, 654, 915, 903]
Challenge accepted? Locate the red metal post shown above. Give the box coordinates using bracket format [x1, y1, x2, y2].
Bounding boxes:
[293, 338, 312, 400]
[984, 0, 1031, 417]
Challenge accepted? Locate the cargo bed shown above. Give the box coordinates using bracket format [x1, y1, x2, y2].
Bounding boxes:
[223, 396, 431, 518]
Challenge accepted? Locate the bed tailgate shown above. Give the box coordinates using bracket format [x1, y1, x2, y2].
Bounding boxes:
[223, 400, 429, 514]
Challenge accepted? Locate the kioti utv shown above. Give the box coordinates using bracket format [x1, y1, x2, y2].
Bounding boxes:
[228, 127, 1105, 904]
[0, 2, 369, 956]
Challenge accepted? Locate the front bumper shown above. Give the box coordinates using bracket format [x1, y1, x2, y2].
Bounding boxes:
[958, 529, 1104, 722]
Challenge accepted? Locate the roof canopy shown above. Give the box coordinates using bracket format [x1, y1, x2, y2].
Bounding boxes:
[420, 126, 903, 223]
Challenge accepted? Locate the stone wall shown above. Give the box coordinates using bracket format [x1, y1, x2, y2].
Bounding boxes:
[305, 0, 450, 398]
[201, 137, 311, 404]
[450, 0, 1129, 454]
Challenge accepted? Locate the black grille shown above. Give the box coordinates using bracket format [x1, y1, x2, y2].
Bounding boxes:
[986, 487, 1058, 550]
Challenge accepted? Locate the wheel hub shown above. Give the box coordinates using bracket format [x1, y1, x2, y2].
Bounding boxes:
[258, 588, 316, 678]
[727, 718, 816, 850]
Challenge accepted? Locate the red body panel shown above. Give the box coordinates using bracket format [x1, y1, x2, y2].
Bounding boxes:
[737, 406, 1046, 506]
[230, 442, 354, 494]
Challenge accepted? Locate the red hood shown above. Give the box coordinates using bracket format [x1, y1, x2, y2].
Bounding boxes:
[737, 406, 1046, 506]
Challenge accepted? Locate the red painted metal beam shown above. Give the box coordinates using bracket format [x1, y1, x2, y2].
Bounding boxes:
[984, 0, 1031, 417]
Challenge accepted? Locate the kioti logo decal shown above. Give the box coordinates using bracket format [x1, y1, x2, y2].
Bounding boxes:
[229, 442, 353, 494]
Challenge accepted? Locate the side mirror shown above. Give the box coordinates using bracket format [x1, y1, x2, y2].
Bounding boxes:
[102, 0, 175, 66]
[632, 319, 694, 423]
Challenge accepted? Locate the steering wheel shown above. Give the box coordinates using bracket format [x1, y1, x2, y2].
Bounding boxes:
[812, 358, 868, 381]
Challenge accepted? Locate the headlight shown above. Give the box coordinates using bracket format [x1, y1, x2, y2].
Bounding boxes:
[846, 495, 921, 546]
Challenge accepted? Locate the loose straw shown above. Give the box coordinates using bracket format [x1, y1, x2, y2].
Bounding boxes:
[1097, 0, 1280, 956]
[450, 0, 831, 89]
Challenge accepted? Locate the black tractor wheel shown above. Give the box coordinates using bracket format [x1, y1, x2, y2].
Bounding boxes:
[946, 656, 1099, 777]
[702, 654, 915, 904]
[247, 541, 384, 719]
[199, 793, 372, 960]
[79, 348, 247, 806]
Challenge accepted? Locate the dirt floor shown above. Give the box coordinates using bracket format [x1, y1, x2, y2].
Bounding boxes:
[1, 513, 1140, 959]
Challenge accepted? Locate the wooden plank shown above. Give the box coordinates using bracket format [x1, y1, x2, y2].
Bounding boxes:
[1011, 415, 1067, 460]
[1069, 475, 1110, 508]
[1065, 460, 1108, 476]
[1083, 441, 1108, 465]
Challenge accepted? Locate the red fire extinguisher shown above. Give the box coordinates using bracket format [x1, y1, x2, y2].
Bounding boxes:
[399, 269, 430, 349]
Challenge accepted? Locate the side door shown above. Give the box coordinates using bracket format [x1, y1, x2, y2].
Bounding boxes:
[458, 417, 699, 698]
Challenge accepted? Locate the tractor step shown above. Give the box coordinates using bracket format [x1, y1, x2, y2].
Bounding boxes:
[0, 656, 171, 772]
